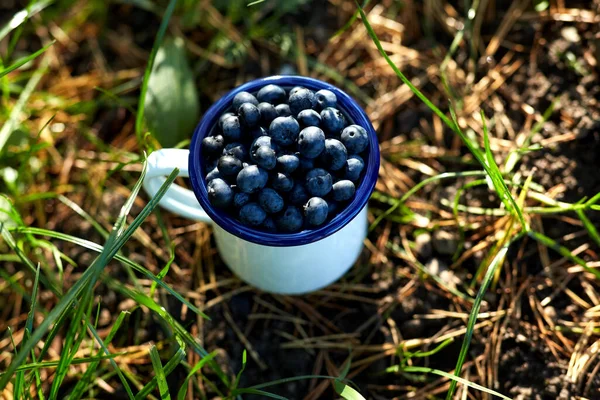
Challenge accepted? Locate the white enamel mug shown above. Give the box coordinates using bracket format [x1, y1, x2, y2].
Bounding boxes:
[142, 76, 380, 295]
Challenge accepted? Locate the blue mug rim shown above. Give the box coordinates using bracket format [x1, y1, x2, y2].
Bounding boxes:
[188, 75, 380, 247]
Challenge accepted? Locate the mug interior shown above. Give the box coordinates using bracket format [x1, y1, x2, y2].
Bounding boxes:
[188, 75, 380, 247]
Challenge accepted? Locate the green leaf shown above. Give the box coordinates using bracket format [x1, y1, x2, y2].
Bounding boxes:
[177, 351, 218, 400]
[534, 0, 549, 12]
[149, 346, 171, 400]
[144, 35, 199, 147]
[334, 381, 366, 400]
[0, 0, 53, 42]
[0, 41, 55, 79]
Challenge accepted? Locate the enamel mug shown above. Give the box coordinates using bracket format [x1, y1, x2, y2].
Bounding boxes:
[142, 76, 380, 294]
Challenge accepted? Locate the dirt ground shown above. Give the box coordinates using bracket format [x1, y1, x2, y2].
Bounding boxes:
[2, 0, 600, 399]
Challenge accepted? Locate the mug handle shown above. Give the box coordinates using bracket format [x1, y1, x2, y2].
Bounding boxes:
[143, 149, 212, 223]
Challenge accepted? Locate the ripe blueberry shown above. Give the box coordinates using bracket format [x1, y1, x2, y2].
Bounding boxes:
[271, 172, 294, 192]
[332, 180, 355, 202]
[297, 156, 315, 172]
[269, 116, 300, 146]
[221, 115, 242, 141]
[223, 142, 247, 161]
[251, 145, 277, 170]
[218, 112, 234, 130]
[275, 104, 292, 117]
[289, 88, 317, 115]
[258, 102, 278, 125]
[238, 102, 261, 128]
[233, 192, 251, 208]
[345, 155, 364, 181]
[261, 217, 277, 232]
[257, 84, 286, 104]
[340, 124, 368, 154]
[217, 155, 243, 177]
[207, 178, 233, 208]
[288, 182, 309, 206]
[289, 86, 305, 97]
[274, 206, 304, 233]
[303, 197, 328, 226]
[232, 91, 258, 109]
[276, 153, 300, 173]
[320, 138, 347, 171]
[258, 188, 285, 213]
[249, 126, 268, 139]
[305, 168, 333, 197]
[202, 135, 225, 157]
[297, 126, 325, 159]
[320, 107, 346, 135]
[297, 109, 321, 127]
[205, 167, 221, 182]
[315, 89, 337, 110]
[251, 135, 278, 153]
[239, 202, 267, 226]
[236, 165, 268, 193]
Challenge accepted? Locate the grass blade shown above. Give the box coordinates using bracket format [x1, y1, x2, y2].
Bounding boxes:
[402, 366, 511, 400]
[137, 346, 186, 399]
[576, 209, 600, 248]
[176, 351, 218, 400]
[445, 231, 524, 399]
[135, 0, 179, 143]
[334, 381, 366, 400]
[0, 41, 55, 79]
[0, 0, 53, 42]
[149, 346, 171, 400]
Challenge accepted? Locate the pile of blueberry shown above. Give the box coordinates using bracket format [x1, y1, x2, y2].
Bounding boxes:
[201, 84, 369, 233]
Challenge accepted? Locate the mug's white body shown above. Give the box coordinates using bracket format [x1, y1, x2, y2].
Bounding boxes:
[143, 149, 366, 294]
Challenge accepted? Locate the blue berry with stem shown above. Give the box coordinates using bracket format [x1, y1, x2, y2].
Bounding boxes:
[275, 206, 303, 233]
[332, 180, 355, 202]
[297, 126, 325, 159]
[238, 102, 261, 128]
[269, 116, 300, 146]
[257, 84, 286, 104]
[315, 89, 337, 110]
[232, 91, 258, 109]
[305, 168, 333, 197]
[258, 188, 285, 213]
[239, 202, 266, 226]
[207, 178, 233, 208]
[303, 197, 328, 226]
[340, 124, 369, 154]
[236, 165, 268, 193]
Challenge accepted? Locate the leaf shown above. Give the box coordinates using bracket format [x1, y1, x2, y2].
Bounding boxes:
[144, 36, 200, 147]
[0, 41, 55, 79]
[334, 381, 366, 400]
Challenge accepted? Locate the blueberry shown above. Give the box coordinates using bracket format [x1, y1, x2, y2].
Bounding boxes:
[271, 172, 294, 192]
[269, 116, 300, 146]
[297, 109, 321, 127]
[223, 142, 247, 161]
[249, 126, 268, 139]
[297, 156, 315, 172]
[217, 155, 243, 177]
[297, 126, 325, 158]
[320, 107, 346, 135]
[236, 165, 268, 193]
[289, 88, 317, 116]
[251, 135, 278, 152]
[233, 192, 251, 208]
[303, 197, 328, 226]
[274, 206, 303, 233]
[345, 155, 364, 181]
[238, 103, 261, 128]
[289, 86, 305, 97]
[276, 153, 300, 173]
[252, 145, 277, 170]
[261, 217, 277, 232]
[221, 115, 242, 141]
[205, 167, 221, 182]
[202, 135, 225, 157]
[239, 202, 266, 226]
[257, 84, 286, 104]
[232, 91, 258, 109]
[207, 178, 233, 208]
[275, 104, 292, 117]
[315, 89, 337, 110]
[288, 182, 309, 206]
[332, 180, 355, 201]
[305, 168, 333, 197]
[258, 188, 285, 213]
[340, 124, 368, 154]
[319, 138, 347, 171]
[218, 112, 235, 130]
[258, 102, 278, 125]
